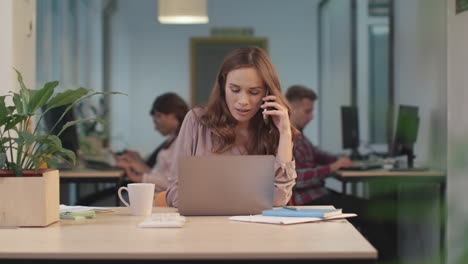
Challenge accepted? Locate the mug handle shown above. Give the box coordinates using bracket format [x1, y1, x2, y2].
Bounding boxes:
[117, 186, 130, 207]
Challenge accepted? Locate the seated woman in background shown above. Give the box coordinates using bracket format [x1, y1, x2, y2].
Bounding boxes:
[166, 46, 299, 207]
[115, 92, 189, 195]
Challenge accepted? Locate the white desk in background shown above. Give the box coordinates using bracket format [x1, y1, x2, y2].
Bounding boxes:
[335, 168, 445, 195]
[60, 168, 125, 206]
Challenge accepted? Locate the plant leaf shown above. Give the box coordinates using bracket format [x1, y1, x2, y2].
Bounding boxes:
[36, 138, 76, 167]
[18, 131, 36, 146]
[12, 93, 24, 115]
[58, 118, 107, 136]
[0, 152, 6, 169]
[4, 115, 27, 130]
[14, 68, 27, 91]
[35, 135, 63, 158]
[6, 106, 15, 114]
[28, 155, 41, 170]
[37, 134, 62, 148]
[42, 155, 59, 169]
[0, 97, 15, 126]
[43, 154, 74, 169]
[13, 136, 24, 146]
[46, 88, 91, 110]
[0, 115, 14, 128]
[57, 148, 76, 165]
[14, 68, 30, 110]
[28, 81, 58, 113]
[0, 96, 7, 119]
[0, 137, 11, 148]
[11, 162, 22, 176]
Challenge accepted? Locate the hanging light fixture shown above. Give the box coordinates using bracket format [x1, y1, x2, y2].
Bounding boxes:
[158, 0, 209, 24]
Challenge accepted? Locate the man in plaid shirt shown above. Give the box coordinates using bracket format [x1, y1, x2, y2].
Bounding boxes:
[286, 85, 354, 205]
[287, 86, 394, 260]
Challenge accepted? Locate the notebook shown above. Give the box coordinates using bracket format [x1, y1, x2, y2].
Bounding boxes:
[178, 155, 275, 216]
[262, 207, 343, 218]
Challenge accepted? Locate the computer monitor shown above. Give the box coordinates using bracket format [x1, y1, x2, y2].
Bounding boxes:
[43, 105, 80, 160]
[390, 105, 420, 168]
[341, 106, 361, 160]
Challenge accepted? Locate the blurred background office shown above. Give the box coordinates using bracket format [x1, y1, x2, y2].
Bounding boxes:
[35, 0, 322, 158]
[32, 0, 447, 169]
[1, 0, 467, 263]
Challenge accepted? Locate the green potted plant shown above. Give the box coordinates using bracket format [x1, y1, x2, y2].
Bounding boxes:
[0, 69, 121, 227]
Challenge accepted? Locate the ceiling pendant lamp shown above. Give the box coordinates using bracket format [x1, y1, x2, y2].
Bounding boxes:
[158, 0, 209, 24]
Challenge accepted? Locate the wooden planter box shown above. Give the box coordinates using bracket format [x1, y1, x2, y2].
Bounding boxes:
[0, 169, 59, 227]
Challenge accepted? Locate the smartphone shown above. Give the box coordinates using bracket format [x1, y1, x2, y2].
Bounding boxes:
[263, 90, 271, 125]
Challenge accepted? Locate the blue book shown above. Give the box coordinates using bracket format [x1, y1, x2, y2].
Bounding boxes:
[262, 207, 342, 218]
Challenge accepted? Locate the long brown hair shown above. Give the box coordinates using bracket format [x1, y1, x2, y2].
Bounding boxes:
[196, 46, 299, 154]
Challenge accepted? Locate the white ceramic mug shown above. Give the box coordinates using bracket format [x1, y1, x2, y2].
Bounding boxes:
[118, 183, 155, 216]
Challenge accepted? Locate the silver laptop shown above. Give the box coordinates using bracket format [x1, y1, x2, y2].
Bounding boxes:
[178, 155, 275, 216]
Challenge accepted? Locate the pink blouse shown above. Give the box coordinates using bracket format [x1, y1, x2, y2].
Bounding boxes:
[166, 108, 297, 208]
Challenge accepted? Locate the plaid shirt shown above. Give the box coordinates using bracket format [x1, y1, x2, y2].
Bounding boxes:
[292, 134, 338, 205]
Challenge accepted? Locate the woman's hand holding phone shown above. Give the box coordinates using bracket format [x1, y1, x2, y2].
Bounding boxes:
[261, 94, 291, 135]
[261, 93, 293, 164]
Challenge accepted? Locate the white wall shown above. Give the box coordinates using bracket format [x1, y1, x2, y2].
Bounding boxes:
[109, 0, 320, 155]
[0, 1, 14, 95]
[394, 0, 447, 170]
[0, 0, 36, 95]
[0, 0, 36, 166]
[446, 0, 468, 263]
[12, 0, 36, 90]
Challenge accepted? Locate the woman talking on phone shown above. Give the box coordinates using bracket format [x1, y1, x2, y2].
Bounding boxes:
[166, 46, 299, 207]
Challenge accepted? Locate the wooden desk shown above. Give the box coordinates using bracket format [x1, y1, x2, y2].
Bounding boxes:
[335, 169, 445, 195]
[60, 169, 125, 206]
[0, 207, 377, 263]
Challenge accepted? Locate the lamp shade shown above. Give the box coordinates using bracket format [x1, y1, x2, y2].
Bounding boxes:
[158, 0, 209, 24]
